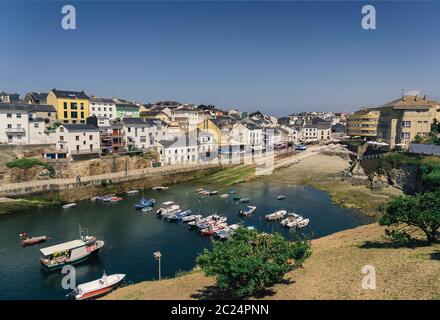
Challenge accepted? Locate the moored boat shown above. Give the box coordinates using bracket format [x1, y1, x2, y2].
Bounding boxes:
[152, 186, 169, 191]
[126, 190, 139, 195]
[265, 210, 287, 221]
[220, 193, 229, 199]
[182, 214, 202, 222]
[277, 195, 286, 200]
[156, 201, 180, 216]
[233, 195, 241, 201]
[208, 191, 218, 196]
[21, 235, 47, 247]
[296, 218, 310, 228]
[62, 203, 77, 209]
[240, 197, 250, 203]
[134, 198, 155, 210]
[200, 222, 227, 236]
[40, 226, 104, 272]
[71, 272, 125, 300]
[239, 205, 256, 216]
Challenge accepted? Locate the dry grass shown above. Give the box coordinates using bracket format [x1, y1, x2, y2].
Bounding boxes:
[105, 223, 440, 300]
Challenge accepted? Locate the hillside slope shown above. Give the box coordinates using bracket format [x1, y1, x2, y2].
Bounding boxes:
[105, 223, 440, 300]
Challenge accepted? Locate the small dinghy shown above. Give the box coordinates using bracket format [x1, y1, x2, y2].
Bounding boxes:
[62, 203, 77, 209]
[21, 235, 47, 247]
[233, 195, 241, 201]
[152, 186, 169, 191]
[182, 214, 202, 223]
[240, 197, 250, 203]
[134, 198, 155, 210]
[239, 205, 256, 217]
[176, 210, 191, 219]
[265, 210, 287, 221]
[209, 191, 218, 196]
[220, 194, 229, 199]
[141, 207, 152, 212]
[281, 214, 301, 228]
[296, 218, 310, 228]
[126, 190, 139, 195]
[70, 272, 125, 300]
[277, 195, 286, 200]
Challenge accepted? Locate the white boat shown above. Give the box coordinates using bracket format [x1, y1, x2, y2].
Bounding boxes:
[265, 210, 287, 221]
[182, 214, 202, 222]
[296, 218, 310, 228]
[72, 272, 126, 300]
[239, 205, 257, 216]
[220, 194, 229, 199]
[141, 207, 152, 212]
[126, 190, 139, 195]
[156, 201, 180, 216]
[62, 203, 77, 209]
[152, 186, 169, 191]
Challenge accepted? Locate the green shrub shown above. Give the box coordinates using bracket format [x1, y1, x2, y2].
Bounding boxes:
[196, 227, 311, 297]
[6, 158, 55, 178]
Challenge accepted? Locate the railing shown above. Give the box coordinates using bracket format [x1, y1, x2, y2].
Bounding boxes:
[5, 127, 25, 134]
[70, 149, 101, 155]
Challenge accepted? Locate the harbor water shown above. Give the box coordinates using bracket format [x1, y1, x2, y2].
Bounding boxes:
[0, 179, 371, 299]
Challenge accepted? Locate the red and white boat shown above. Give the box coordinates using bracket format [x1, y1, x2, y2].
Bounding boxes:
[72, 272, 126, 300]
[21, 235, 47, 247]
[200, 223, 227, 236]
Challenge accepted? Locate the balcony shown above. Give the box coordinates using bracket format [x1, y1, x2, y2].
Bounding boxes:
[5, 127, 25, 134]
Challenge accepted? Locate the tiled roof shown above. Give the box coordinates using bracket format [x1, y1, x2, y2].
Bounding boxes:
[51, 89, 89, 99]
[62, 124, 99, 132]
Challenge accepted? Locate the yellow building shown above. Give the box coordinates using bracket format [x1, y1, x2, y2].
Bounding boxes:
[347, 108, 379, 138]
[198, 119, 224, 146]
[47, 89, 90, 124]
[374, 95, 440, 149]
[139, 110, 171, 122]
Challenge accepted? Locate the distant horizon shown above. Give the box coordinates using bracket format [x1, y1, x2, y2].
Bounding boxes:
[1, 1, 439, 116]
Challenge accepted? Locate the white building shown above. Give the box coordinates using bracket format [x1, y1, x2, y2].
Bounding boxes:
[242, 121, 263, 151]
[280, 125, 300, 145]
[198, 131, 218, 164]
[89, 97, 117, 120]
[56, 124, 101, 157]
[171, 106, 202, 132]
[123, 118, 167, 151]
[156, 133, 198, 166]
[301, 125, 318, 143]
[0, 103, 56, 145]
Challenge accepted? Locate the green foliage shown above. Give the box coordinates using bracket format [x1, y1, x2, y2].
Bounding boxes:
[101, 179, 113, 187]
[196, 227, 311, 297]
[379, 191, 440, 244]
[413, 135, 422, 144]
[6, 158, 55, 178]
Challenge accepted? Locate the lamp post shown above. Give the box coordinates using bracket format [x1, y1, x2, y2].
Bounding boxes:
[153, 251, 162, 280]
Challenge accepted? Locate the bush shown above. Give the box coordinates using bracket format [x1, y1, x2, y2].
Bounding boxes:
[196, 227, 311, 297]
[379, 191, 440, 244]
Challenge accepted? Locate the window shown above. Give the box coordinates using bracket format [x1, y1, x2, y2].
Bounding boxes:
[7, 124, 12, 128]
[71, 111, 78, 118]
[80, 112, 84, 118]
[60, 136, 64, 141]
[89, 135, 93, 140]
[48, 112, 51, 117]
[80, 103, 84, 110]
[16, 113, 21, 118]
[71, 102, 77, 110]
[60, 127, 64, 132]
[63, 102, 68, 109]
[6, 113, 11, 118]
[34, 123, 39, 128]
[76, 136, 79, 141]
[64, 111, 68, 118]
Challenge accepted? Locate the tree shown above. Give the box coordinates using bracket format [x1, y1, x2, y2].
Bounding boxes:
[196, 227, 311, 297]
[379, 191, 440, 244]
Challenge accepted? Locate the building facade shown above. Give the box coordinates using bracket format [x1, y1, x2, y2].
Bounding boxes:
[347, 108, 379, 138]
[89, 97, 117, 119]
[47, 89, 90, 124]
[55, 124, 101, 157]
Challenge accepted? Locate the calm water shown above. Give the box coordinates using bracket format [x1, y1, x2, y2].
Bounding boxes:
[0, 179, 371, 299]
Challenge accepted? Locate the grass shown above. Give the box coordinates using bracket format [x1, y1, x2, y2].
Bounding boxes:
[104, 223, 440, 300]
[0, 196, 61, 215]
[6, 158, 55, 178]
[194, 165, 256, 185]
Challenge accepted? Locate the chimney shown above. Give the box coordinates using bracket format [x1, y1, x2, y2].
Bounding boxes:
[415, 95, 419, 101]
[402, 95, 406, 101]
[423, 95, 427, 100]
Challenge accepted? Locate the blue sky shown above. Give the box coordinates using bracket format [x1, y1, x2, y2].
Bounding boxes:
[0, 1, 439, 115]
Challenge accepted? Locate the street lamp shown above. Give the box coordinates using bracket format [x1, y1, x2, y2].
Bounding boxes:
[153, 251, 162, 280]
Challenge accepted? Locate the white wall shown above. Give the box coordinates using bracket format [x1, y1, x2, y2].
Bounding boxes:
[89, 101, 117, 119]
[56, 126, 101, 155]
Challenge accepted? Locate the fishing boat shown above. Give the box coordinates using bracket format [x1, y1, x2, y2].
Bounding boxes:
[200, 190, 210, 196]
[240, 197, 250, 203]
[156, 201, 180, 216]
[21, 235, 47, 247]
[239, 205, 257, 216]
[220, 194, 229, 199]
[214, 229, 230, 240]
[134, 198, 155, 210]
[200, 223, 227, 236]
[40, 226, 104, 272]
[181, 214, 202, 223]
[152, 186, 169, 191]
[62, 203, 77, 209]
[228, 190, 236, 194]
[70, 272, 125, 300]
[277, 195, 286, 200]
[195, 188, 204, 192]
[141, 207, 152, 212]
[209, 191, 218, 196]
[265, 210, 287, 221]
[126, 190, 139, 195]
[281, 215, 300, 228]
[296, 218, 310, 228]
[165, 213, 180, 221]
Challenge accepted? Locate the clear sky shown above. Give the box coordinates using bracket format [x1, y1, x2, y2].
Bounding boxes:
[0, 1, 439, 116]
